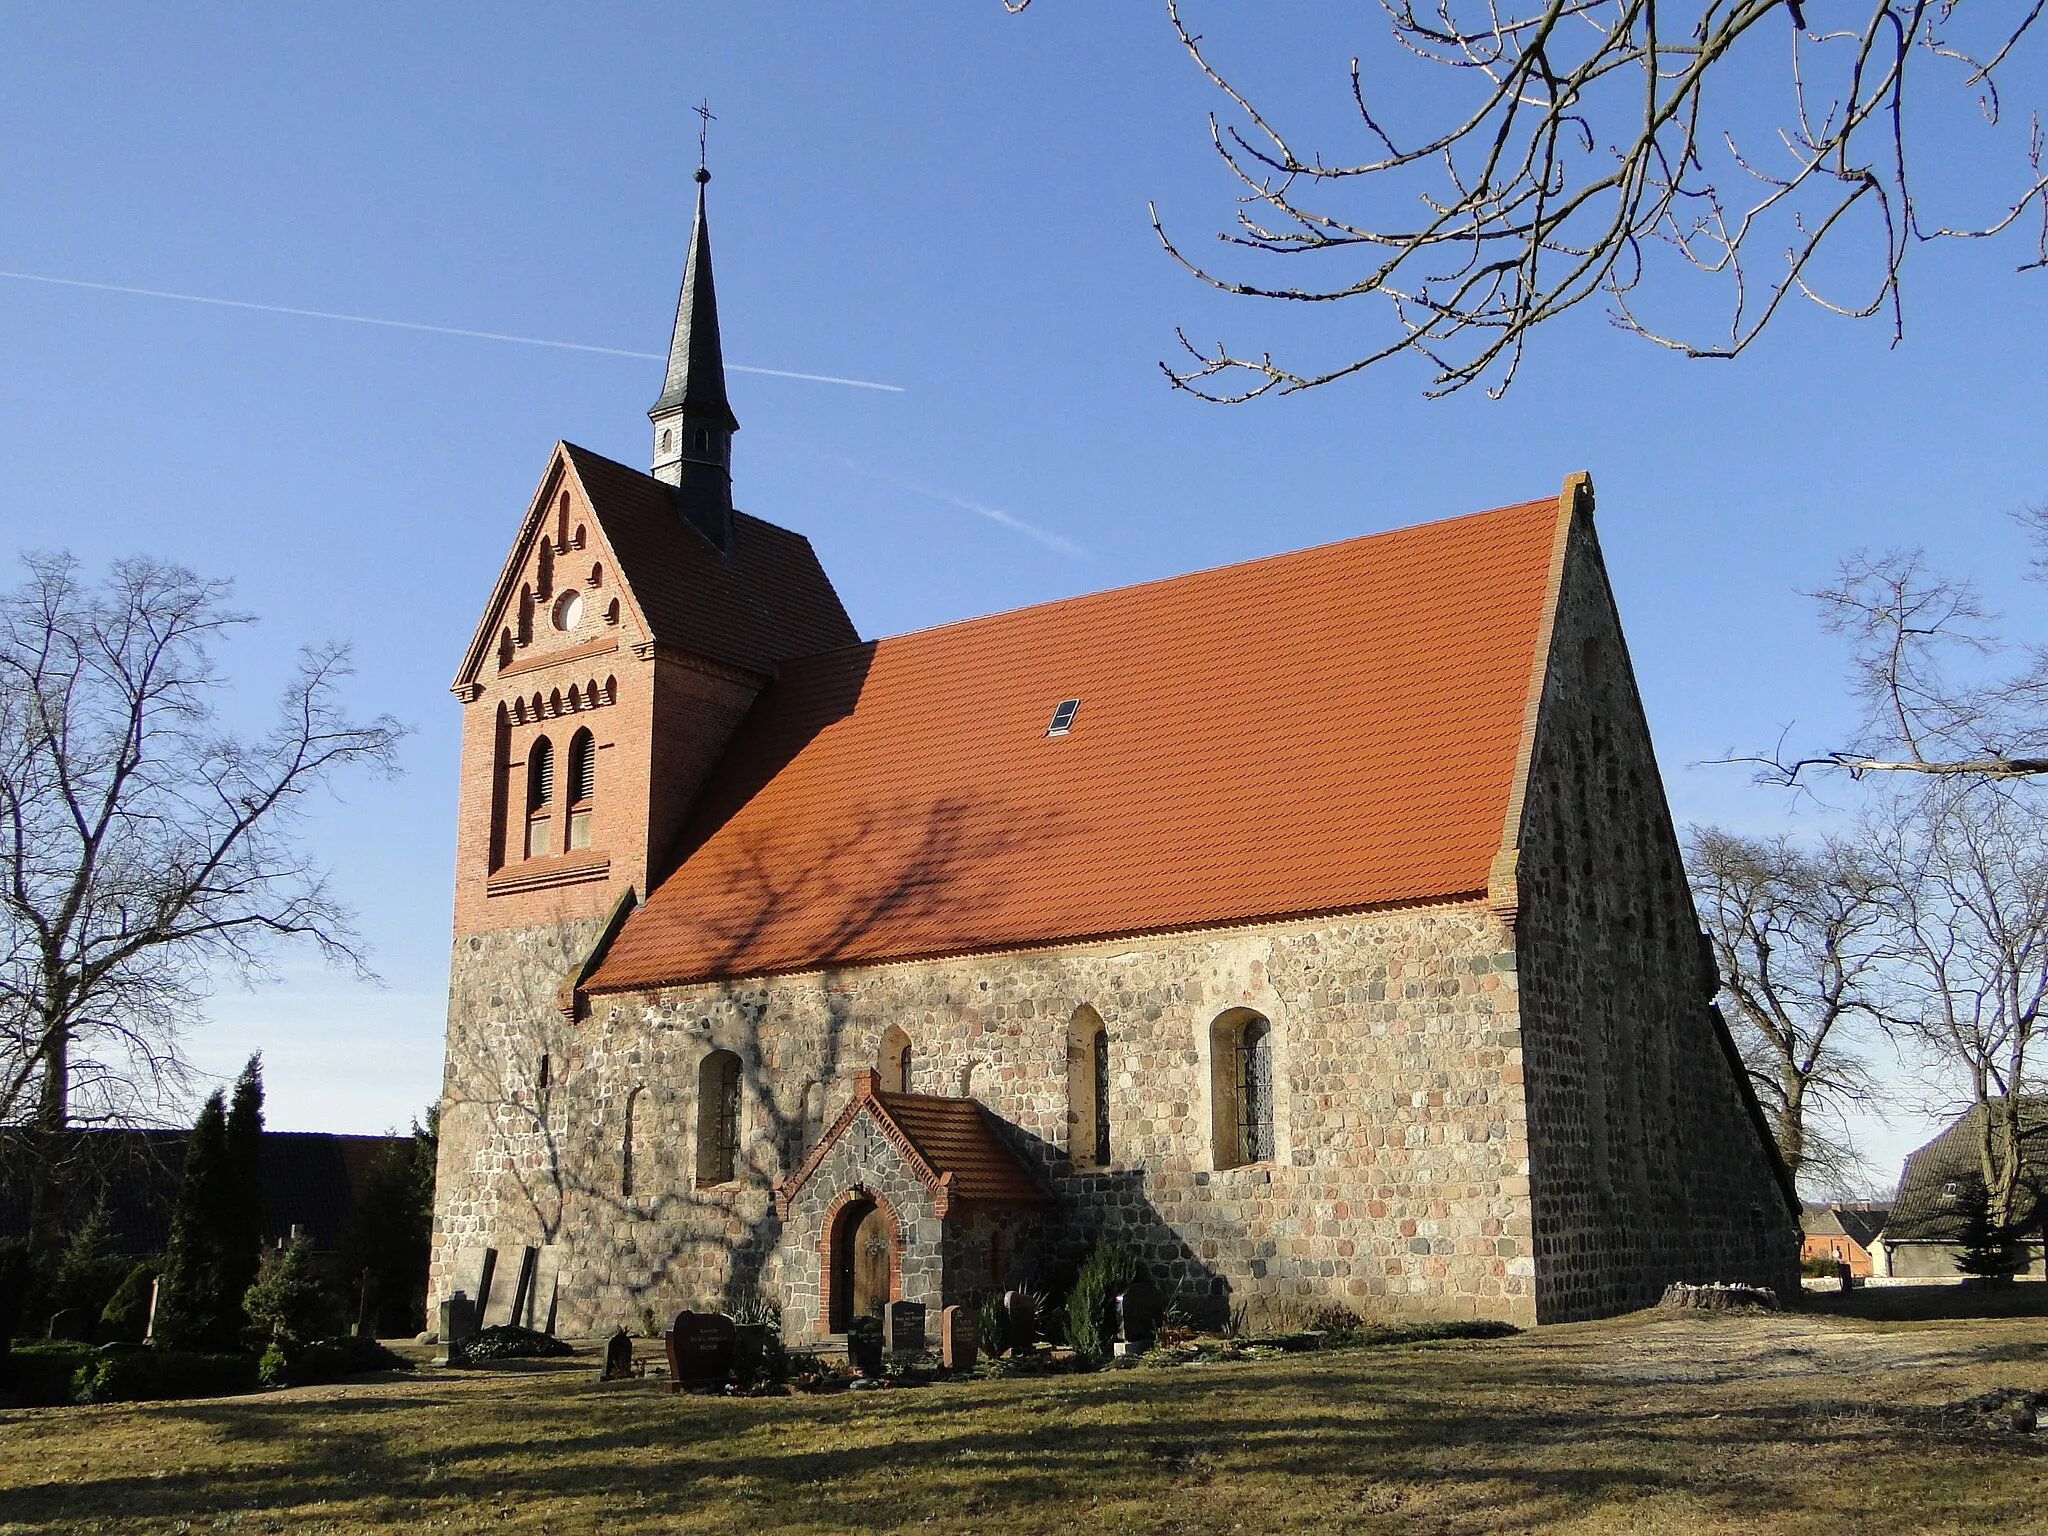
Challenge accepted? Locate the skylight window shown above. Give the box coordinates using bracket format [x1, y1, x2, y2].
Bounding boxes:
[1046, 698, 1081, 736]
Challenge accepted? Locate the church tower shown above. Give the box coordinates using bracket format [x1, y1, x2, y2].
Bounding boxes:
[648, 167, 739, 553]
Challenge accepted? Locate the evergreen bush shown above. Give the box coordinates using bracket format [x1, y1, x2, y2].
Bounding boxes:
[1064, 1239, 1142, 1361]
[98, 1260, 162, 1343]
[71, 1348, 258, 1404]
[1953, 1177, 2020, 1284]
[335, 1112, 437, 1337]
[154, 1057, 265, 1351]
[243, 1234, 335, 1349]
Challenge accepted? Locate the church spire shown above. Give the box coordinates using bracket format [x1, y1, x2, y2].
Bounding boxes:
[650, 138, 738, 549]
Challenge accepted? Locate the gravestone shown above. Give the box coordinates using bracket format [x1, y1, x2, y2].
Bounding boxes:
[481, 1247, 530, 1329]
[1002, 1290, 1036, 1355]
[845, 1314, 885, 1377]
[664, 1310, 736, 1393]
[1115, 1285, 1164, 1356]
[437, 1292, 478, 1365]
[46, 1307, 87, 1342]
[940, 1304, 978, 1370]
[525, 1247, 563, 1333]
[451, 1247, 496, 1324]
[144, 1276, 161, 1343]
[600, 1326, 635, 1382]
[884, 1300, 926, 1358]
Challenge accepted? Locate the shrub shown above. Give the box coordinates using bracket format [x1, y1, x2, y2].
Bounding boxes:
[460, 1324, 574, 1361]
[1801, 1253, 1846, 1278]
[72, 1348, 258, 1404]
[243, 1235, 335, 1349]
[260, 1335, 409, 1388]
[2, 1341, 97, 1406]
[976, 1292, 1008, 1359]
[1064, 1240, 1142, 1361]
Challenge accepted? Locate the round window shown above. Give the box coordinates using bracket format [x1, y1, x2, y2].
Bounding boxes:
[552, 590, 583, 632]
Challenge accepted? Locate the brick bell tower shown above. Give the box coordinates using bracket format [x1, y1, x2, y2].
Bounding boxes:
[444, 164, 855, 951]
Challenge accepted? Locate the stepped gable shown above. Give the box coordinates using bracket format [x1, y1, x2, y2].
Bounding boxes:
[559, 442, 856, 675]
[775, 1073, 1052, 1217]
[587, 492, 1564, 990]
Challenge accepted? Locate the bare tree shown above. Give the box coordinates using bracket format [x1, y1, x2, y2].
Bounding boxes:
[1868, 778, 2048, 1227]
[0, 553, 403, 1165]
[1012, 1, 2048, 398]
[1747, 525, 2048, 783]
[1687, 826, 1891, 1192]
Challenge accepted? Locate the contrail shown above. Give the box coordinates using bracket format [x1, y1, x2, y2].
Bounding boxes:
[758, 430, 1088, 559]
[0, 269, 906, 393]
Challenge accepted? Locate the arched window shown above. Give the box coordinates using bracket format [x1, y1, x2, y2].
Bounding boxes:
[566, 729, 595, 850]
[878, 1026, 912, 1093]
[1066, 1006, 1109, 1167]
[525, 736, 554, 859]
[536, 540, 553, 601]
[696, 1050, 742, 1185]
[1209, 1009, 1276, 1168]
[660, 428, 672, 453]
[516, 585, 533, 646]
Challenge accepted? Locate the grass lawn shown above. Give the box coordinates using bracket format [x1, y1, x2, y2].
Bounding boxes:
[4, 1303, 2046, 1535]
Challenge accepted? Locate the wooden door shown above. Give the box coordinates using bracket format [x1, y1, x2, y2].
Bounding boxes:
[852, 1205, 891, 1320]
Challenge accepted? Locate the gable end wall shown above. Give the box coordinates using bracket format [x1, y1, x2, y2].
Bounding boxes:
[1513, 512, 1800, 1320]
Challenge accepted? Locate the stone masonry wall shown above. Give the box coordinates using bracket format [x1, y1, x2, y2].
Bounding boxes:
[1512, 508, 1802, 1321]
[776, 1113, 940, 1335]
[433, 901, 1539, 1334]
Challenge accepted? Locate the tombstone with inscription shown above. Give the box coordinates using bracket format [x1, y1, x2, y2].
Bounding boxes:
[1002, 1289, 1036, 1355]
[437, 1292, 478, 1365]
[600, 1326, 635, 1382]
[845, 1313, 885, 1377]
[1114, 1284, 1164, 1357]
[940, 1304, 978, 1370]
[884, 1300, 926, 1359]
[450, 1247, 496, 1323]
[664, 1310, 736, 1393]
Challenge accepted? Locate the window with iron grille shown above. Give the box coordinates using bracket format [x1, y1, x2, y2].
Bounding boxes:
[1238, 1017, 1274, 1165]
[1091, 1027, 1112, 1165]
[698, 1050, 742, 1185]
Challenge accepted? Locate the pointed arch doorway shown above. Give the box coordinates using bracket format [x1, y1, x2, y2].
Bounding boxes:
[827, 1192, 896, 1330]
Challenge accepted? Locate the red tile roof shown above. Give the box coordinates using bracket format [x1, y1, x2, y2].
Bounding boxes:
[588, 492, 1567, 990]
[775, 1075, 1053, 1215]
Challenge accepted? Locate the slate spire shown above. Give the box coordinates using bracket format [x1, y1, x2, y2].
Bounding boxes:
[649, 164, 738, 549]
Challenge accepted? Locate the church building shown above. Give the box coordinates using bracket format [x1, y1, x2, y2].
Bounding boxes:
[429, 173, 1800, 1339]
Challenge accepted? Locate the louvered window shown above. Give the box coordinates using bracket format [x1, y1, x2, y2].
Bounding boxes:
[525, 737, 554, 859]
[566, 730, 595, 850]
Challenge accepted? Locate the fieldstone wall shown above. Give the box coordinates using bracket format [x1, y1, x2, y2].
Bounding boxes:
[434, 899, 1539, 1335]
[1511, 509, 1802, 1321]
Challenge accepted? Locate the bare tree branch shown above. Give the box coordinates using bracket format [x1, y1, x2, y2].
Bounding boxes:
[1127, 0, 2046, 398]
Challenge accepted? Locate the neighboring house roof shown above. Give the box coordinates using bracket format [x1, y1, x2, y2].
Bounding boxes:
[1882, 1100, 2048, 1244]
[776, 1072, 1053, 1217]
[589, 491, 1566, 989]
[453, 442, 857, 691]
[0, 1129, 414, 1256]
[1801, 1203, 1888, 1248]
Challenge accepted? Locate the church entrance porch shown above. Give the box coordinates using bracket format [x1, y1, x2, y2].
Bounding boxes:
[774, 1069, 1053, 1338]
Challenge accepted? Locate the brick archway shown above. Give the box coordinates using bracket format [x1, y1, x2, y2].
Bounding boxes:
[817, 1185, 903, 1335]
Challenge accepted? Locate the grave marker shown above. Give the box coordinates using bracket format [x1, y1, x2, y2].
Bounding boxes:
[665, 1310, 736, 1393]
[940, 1304, 978, 1370]
[884, 1300, 926, 1358]
[845, 1314, 884, 1376]
[600, 1326, 635, 1382]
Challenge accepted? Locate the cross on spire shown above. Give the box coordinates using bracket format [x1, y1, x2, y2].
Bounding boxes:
[695, 100, 715, 184]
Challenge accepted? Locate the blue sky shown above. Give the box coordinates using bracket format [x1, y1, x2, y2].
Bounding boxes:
[3, 5, 2043, 1188]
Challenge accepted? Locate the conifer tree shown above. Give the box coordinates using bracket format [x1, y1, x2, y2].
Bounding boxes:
[220, 1055, 265, 1321]
[152, 1088, 233, 1349]
[1953, 1177, 2019, 1285]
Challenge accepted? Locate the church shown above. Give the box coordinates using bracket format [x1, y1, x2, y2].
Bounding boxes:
[428, 172, 1800, 1341]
